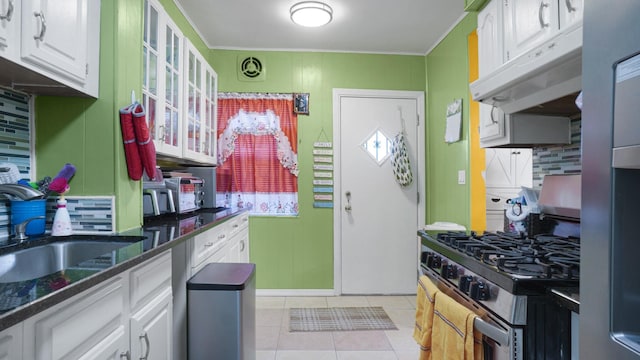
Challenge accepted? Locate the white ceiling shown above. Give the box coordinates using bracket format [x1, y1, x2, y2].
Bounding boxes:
[173, 0, 466, 55]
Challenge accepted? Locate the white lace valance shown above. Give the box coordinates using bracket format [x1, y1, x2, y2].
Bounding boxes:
[218, 92, 293, 100]
[217, 109, 298, 176]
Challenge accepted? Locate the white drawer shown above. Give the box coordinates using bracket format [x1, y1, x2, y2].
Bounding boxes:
[129, 250, 172, 312]
[191, 226, 228, 269]
[228, 213, 249, 238]
[486, 188, 520, 211]
[23, 277, 125, 360]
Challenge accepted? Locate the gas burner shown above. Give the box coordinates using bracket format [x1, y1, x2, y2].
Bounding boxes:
[431, 230, 582, 281]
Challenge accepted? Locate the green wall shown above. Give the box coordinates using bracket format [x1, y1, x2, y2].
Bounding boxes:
[425, 14, 477, 228]
[210, 50, 425, 289]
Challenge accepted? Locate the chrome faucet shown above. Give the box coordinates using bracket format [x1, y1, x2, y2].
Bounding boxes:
[0, 184, 45, 200]
[13, 216, 46, 243]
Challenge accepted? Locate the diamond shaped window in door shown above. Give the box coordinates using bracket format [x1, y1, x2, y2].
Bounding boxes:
[361, 128, 392, 165]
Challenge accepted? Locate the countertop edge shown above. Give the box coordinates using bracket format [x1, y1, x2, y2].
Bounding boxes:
[0, 209, 245, 332]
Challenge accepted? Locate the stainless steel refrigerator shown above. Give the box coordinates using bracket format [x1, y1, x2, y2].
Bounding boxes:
[582, 0, 640, 358]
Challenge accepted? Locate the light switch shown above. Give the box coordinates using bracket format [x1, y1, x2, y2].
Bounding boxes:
[458, 170, 466, 184]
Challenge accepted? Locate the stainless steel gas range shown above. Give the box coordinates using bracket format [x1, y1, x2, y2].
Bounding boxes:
[418, 230, 579, 360]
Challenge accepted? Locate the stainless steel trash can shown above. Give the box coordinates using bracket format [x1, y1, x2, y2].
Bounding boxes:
[187, 263, 256, 360]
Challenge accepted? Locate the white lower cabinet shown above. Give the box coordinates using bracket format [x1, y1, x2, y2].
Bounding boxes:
[227, 213, 250, 263]
[0, 323, 23, 360]
[18, 250, 172, 360]
[130, 288, 172, 360]
[129, 251, 173, 360]
[23, 276, 127, 360]
[190, 224, 228, 275]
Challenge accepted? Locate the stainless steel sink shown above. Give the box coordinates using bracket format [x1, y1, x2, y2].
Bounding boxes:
[0, 241, 132, 283]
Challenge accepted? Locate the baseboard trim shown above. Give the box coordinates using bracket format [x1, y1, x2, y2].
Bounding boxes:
[256, 289, 337, 297]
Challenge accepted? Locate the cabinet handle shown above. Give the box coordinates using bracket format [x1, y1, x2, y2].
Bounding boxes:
[33, 11, 47, 41]
[240, 240, 245, 252]
[491, 198, 500, 202]
[218, 234, 226, 240]
[0, 0, 13, 21]
[345, 191, 352, 212]
[564, 0, 576, 12]
[120, 351, 131, 360]
[159, 125, 165, 142]
[233, 224, 239, 229]
[538, 2, 549, 28]
[489, 105, 498, 124]
[204, 241, 214, 247]
[139, 332, 150, 360]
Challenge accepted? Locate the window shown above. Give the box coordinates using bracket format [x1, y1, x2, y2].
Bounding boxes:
[216, 93, 298, 216]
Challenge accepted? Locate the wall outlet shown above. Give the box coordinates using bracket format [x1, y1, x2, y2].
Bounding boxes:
[458, 170, 466, 184]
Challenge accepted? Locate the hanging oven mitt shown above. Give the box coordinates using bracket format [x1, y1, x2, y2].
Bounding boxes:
[131, 102, 158, 180]
[119, 103, 143, 180]
[391, 132, 413, 187]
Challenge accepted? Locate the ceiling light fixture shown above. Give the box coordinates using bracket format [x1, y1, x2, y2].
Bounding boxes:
[290, 1, 333, 27]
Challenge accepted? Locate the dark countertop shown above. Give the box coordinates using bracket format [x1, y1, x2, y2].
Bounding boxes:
[0, 207, 243, 332]
[550, 286, 580, 313]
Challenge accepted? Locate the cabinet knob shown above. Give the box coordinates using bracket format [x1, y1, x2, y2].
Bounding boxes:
[120, 351, 130, 360]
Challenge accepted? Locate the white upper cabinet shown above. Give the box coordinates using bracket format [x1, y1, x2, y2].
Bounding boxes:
[183, 39, 217, 164]
[0, 0, 18, 59]
[143, 0, 184, 158]
[0, 0, 100, 97]
[22, 0, 88, 84]
[142, 1, 217, 164]
[20, 0, 100, 96]
[479, 104, 506, 143]
[477, 0, 503, 77]
[477, 0, 506, 142]
[503, 0, 559, 62]
[559, 0, 583, 30]
[503, 0, 583, 63]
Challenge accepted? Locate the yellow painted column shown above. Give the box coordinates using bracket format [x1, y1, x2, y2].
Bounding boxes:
[467, 30, 487, 232]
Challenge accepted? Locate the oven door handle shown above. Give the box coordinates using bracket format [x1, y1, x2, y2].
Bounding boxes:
[473, 317, 510, 346]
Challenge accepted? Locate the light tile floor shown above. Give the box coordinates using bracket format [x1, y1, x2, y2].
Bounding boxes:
[256, 295, 420, 360]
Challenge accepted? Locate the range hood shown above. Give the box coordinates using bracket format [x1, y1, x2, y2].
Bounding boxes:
[470, 25, 582, 115]
[538, 174, 581, 220]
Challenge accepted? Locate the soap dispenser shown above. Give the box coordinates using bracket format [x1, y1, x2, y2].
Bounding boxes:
[52, 198, 72, 236]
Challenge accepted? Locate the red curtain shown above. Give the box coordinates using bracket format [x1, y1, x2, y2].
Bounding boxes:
[216, 94, 298, 215]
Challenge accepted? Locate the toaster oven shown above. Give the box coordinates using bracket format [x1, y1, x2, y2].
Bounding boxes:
[165, 177, 205, 213]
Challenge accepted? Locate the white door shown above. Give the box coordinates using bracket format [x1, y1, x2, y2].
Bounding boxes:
[333, 89, 424, 295]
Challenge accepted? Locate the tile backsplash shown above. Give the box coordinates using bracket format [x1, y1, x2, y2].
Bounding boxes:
[0, 89, 115, 243]
[532, 118, 582, 189]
